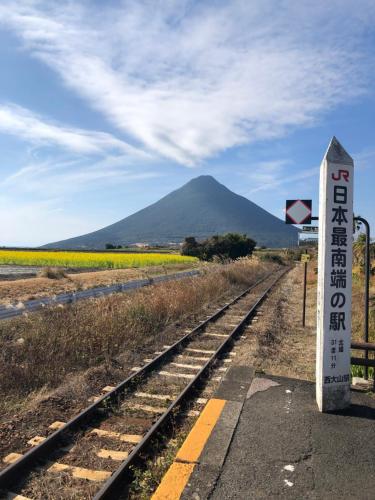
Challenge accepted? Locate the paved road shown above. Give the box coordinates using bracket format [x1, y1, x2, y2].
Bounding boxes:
[0, 265, 42, 279]
[0, 269, 199, 320]
[184, 372, 375, 499]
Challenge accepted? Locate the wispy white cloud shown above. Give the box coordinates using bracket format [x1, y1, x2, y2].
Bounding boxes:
[355, 148, 375, 170]
[2, 155, 162, 197]
[0, 1, 374, 165]
[242, 160, 319, 194]
[0, 103, 148, 158]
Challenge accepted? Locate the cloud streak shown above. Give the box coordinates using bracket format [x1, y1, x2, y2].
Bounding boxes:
[0, 1, 374, 165]
[2, 155, 162, 197]
[244, 159, 319, 194]
[0, 103, 148, 158]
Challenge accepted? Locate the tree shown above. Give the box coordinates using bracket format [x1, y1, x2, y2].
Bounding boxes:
[105, 243, 116, 249]
[182, 233, 256, 261]
[181, 237, 202, 257]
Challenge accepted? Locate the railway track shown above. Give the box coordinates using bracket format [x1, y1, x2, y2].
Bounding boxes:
[0, 266, 290, 500]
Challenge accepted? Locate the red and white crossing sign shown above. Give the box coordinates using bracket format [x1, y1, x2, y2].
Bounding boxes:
[285, 199, 312, 224]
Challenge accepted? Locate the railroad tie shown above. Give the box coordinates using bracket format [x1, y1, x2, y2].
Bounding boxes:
[127, 403, 166, 414]
[170, 362, 203, 370]
[27, 436, 46, 446]
[4, 492, 31, 500]
[102, 385, 116, 393]
[3, 453, 23, 464]
[185, 348, 215, 354]
[88, 385, 117, 402]
[3, 453, 111, 482]
[124, 400, 201, 418]
[90, 428, 142, 444]
[203, 332, 229, 338]
[196, 398, 208, 405]
[27, 435, 124, 462]
[134, 392, 207, 406]
[48, 421, 143, 445]
[177, 354, 210, 362]
[49, 421, 66, 430]
[134, 392, 173, 401]
[47, 462, 111, 481]
[88, 395, 101, 403]
[158, 371, 195, 380]
[185, 410, 200, 417]
[96, 449, 128, 461]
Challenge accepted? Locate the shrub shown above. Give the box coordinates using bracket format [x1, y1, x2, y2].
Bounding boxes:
[259, 253, 284, 265]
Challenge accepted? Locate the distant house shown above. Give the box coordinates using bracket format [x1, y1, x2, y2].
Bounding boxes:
[133, 243, 149, 248]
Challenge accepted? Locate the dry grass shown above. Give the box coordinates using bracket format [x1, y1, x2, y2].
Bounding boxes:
[352, 269, 375, 344]
[0, 258, 274, 407]
[233, 265, 316, 381]
[0, 263, 197, 305]
[305, 259, 375, 343]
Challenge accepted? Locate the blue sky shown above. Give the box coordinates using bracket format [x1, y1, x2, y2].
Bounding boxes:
[0, 0, 374, 246]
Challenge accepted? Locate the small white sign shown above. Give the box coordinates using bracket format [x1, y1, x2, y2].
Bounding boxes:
[286, 200, 311, 224]
[302, 226, 318, 233]
[316, 137, 353, 412]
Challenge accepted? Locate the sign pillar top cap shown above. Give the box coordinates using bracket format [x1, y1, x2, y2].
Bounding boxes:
[324, 136, 353, 166]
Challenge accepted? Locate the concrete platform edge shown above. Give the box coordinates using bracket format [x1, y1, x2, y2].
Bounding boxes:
[181, 365, 254, 499]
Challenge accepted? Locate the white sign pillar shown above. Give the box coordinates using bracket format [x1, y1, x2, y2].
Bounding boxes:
[316, 137, 354, 412]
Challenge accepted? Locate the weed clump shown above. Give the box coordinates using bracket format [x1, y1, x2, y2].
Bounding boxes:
[37, 267, 68, 280]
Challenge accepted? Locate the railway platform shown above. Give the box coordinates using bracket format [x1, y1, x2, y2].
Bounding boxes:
[153, 367, 375, 499]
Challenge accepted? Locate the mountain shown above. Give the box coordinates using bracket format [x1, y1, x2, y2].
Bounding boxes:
[44, 176, 299, 249]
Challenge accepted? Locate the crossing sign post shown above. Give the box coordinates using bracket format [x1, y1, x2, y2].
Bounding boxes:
[285, 200, 312, 225]
[301, 253, 310, 326]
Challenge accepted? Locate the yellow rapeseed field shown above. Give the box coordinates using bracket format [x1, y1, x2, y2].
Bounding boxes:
[0, 250, 197, 269]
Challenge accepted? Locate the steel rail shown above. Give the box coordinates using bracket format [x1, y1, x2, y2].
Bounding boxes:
[0, 267, 289, 494]
[94, 266, 290, 499]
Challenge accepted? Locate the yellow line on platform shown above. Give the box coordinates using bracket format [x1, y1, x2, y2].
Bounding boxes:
[151, 462, 195, 500]
[176, 398, 226, 463]
[152, 398, 226, 500]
